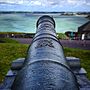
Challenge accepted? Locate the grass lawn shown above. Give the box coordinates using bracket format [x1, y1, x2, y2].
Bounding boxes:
[0, 43, 28, 83]
[57, 33, 68, 39]
[64, 47, 90, 79]
[0, 43, 90, 83]
[0, 38, 19, 43]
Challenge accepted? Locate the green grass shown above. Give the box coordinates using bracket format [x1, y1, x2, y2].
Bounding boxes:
[57, 33, 68, 39]
[64, 47, 90, 80]
[0, 43, 28, 83]
[0, 43, 90, 83]
[0, 32, 25, 34]
[0, 38, 19, 43]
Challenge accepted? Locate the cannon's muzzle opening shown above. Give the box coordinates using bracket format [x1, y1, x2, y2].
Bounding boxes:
[36, 15, 55, 28]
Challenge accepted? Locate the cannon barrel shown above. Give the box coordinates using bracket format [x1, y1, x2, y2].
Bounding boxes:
[12, 15, 79, 90]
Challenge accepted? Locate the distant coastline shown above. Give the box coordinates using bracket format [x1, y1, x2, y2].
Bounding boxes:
[86, 15, 90, 19]
[0, 11, 90, 17]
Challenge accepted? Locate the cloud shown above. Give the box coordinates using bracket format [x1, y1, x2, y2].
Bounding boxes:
[0, 0, 29, 5]
[0, 0, 17, 4]
[30, 1, 42, 6]
[0, 0, 90, 11]
[29, 0, 60, 7]
[67, 0, 87, 7]
[0, 0, 90, 6]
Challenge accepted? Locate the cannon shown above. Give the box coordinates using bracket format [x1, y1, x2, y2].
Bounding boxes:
[1, 15, 90, 90]
[11, 15, 79, 90]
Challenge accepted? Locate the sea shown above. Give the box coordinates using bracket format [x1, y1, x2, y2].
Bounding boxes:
[0, 13, 89, 33]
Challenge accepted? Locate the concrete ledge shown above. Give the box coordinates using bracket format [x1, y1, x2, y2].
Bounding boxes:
[1, 57, 90, 90]
[79, 68, 87, 75]
[11, 58, 25, 70]
[66, 57, 81, 69]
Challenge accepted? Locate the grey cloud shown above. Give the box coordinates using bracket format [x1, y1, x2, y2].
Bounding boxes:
[0, 0, 90, 6]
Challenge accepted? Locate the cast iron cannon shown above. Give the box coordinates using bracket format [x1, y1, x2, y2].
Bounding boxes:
[11, 15, 79, 90]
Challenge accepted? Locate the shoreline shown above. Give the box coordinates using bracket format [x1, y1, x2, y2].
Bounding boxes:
[0, 12, 89, 17]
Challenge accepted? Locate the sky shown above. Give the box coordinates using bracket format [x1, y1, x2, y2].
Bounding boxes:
[0, 0, 90, 12]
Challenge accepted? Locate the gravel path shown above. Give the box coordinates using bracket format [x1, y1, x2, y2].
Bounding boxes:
[13, 38, 90, 50]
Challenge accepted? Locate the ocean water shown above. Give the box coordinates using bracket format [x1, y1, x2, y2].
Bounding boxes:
[0, 13, 89, 33]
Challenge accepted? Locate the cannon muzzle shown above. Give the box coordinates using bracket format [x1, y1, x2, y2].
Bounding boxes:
[12, 15, 79, 90]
